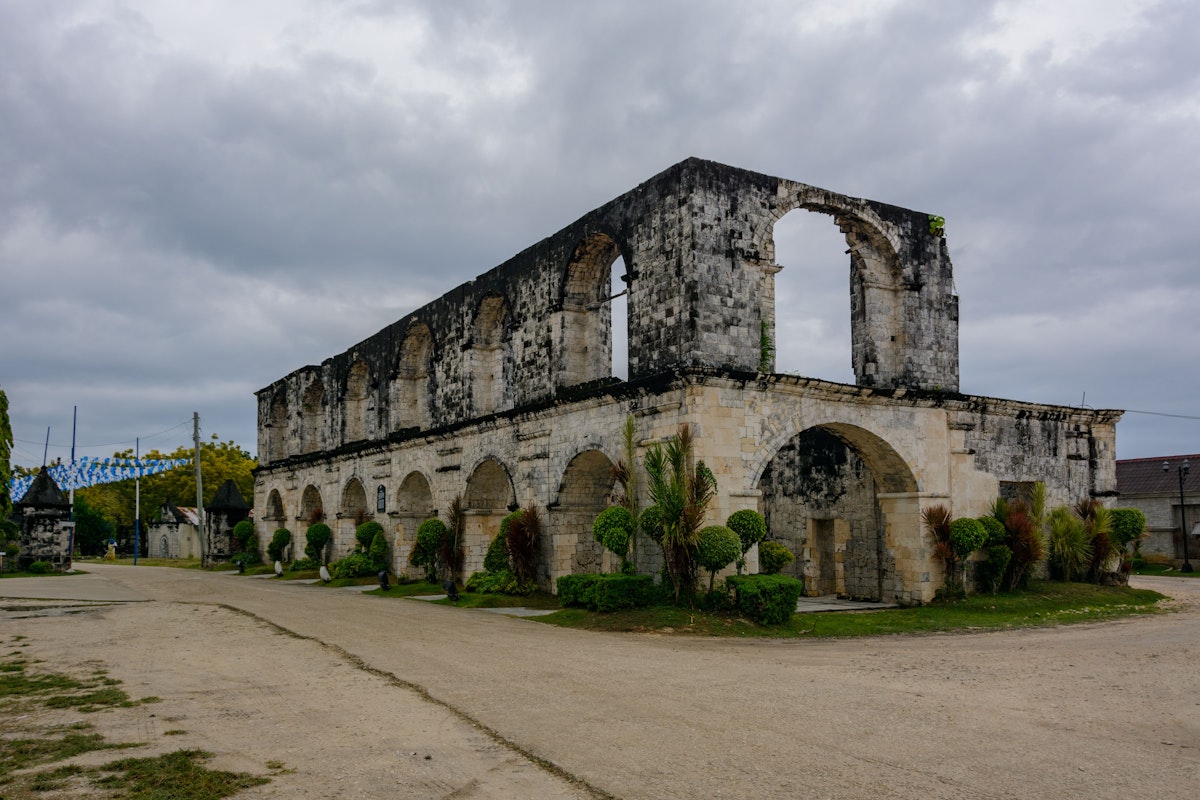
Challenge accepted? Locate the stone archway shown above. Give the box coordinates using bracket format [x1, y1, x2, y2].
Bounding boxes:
[300, 379, 325, 454]
[756, 423, 919, 602]
[392, 324, 433, 431]
[265, 489, 285, 523]
[344, 360, 370, 443]
[469, 295, 510, 416]
[267, 391, 288, 463]
[551, 450, 619, 583]
[463, 459, 515, 576]
[394, 471, 434, 575]
[339, 478, 369, 558]
[558, 232, 630, 387]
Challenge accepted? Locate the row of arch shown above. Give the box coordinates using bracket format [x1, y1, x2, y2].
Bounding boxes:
[264, 231, 632, 463]
[260, 419, 922, 600]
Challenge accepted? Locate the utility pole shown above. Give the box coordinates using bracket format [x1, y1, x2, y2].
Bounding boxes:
[194, 412, 205, 562]
[134, 437, 140, 566]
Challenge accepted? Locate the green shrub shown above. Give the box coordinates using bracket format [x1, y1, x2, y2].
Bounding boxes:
[977, 515, 1006, 547]
[592, 506, 634, 562]
[949, 518, 986, 560]
[726, 509, 766, 554]
[355, 521, 384, 552]
[331, 552, 377, 579]
[556, 573, 656, 612]
[979, 544, 1011, 594]
[506, 505, 541, 585]
[758, 540, 794, 575]
[499, 510, 523, 538]
[695, 525, 741, 591]
[465, 569, 537, 596]
[410, 518, 447, 581]
[639, 505, 664, 545]
[267, 529, 292, 563]
[304, 523, 332, 563]
[1048, 506, 1091, 581]
[232, 520, 255, 551]
[1109, 508, 1147, 550]
[28, 560, 53, 575]
[368, 529, 389, 569]
[726, 574, 804, 625]
[484, 531, 510, 574]
[289, 557, 320, 572]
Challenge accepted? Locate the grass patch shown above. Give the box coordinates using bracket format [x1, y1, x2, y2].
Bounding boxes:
[75, 557, 205, 569]
[364, 583, 560, 608]
[0, 732, 137, 779]
[1133, 563, 1200, 578]
[533, 581, 1165, 638]
[93, 749, 269, 799]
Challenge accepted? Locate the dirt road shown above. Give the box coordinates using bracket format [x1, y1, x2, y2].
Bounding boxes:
[3, 566, 1198, 799]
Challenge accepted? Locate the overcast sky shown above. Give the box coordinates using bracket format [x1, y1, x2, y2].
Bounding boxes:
[2, 0, 1197, 471]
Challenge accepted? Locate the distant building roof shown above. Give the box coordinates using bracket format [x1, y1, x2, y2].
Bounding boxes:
[16, 467, 70, 508]
[207, 480, 250, 511]
[157, 501, 200, 526]
[1117, 455, 1200, 495]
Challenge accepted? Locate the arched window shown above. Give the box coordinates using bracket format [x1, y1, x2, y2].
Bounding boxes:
[559, 232, 629, 386]
[469, 295, 510, 416]
[392, 324, 432, 430]
[344, 360, 371, 443]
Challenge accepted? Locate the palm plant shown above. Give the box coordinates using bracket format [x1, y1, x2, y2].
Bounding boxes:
[644, 425, 716, 604]
[1048, 505, 1091, 581]
[610, 415, 641, 568]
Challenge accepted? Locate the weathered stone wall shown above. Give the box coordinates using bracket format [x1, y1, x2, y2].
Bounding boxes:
[18, 513, 73, 571]
[253, 159, 1120, 602]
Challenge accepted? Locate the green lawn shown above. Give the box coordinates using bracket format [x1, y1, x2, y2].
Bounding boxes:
[1132, 563, 1200, 578]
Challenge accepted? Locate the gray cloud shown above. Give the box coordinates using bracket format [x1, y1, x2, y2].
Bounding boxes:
[2, 0, 1197, 467]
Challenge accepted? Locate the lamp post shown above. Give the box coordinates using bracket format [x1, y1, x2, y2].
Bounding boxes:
[1163, 459, 1192, 573]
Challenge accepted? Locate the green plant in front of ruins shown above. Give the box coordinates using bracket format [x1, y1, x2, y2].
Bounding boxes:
[304, 522, 331, 563]
[0, 387, 12, 522]
[267, 528, 291, 563]
[988, 496, 1044, 590]
[506, 504, 541, 585]
[230, 520, 259, 564]
[483, 513, 518, 574]
[439, 495, 466, 582]
[411, 517, 447, 582]
[644, 424, 716, 605]
[368, 527, 389, 570]
[924, 504, 959, 598]
[758, 540, 794, 574]
[695, 524, 741, 593]
[1048, 505, 1091, 581]
[948, 517, 986, 592]
[1075, 499, 1116, 583]
[1109, 507, 1147, 573]
[726, 509, 766, 574]
[355, 520, 383, 552]
[758, 320, 775, 373]
[593, 506, 635, 569]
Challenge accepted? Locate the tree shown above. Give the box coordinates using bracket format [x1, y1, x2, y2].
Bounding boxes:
[0, 388, 12, 521]
[726, 509, 766, 573]
[695, 525, 741, 593]
[644, 425, 716, 605]
[592, 506, 634, 568]
[72, 496, 114, 557]
[304, 523, 332, 563]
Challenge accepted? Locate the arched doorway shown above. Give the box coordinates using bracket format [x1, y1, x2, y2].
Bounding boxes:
[392, 324, 433, 431]
[552, 450, 619, 581]
[558, 232, 631, 386]
[395, 471, 434, 575]
[265, 489, 285, 523]
[463, 459, 515, 577]
[339, 478, 368, 558]
[756, 423, 918, 601]
[469, 295, 510, 417]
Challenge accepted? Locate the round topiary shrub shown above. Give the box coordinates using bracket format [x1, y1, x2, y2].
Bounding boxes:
[483, 531, 510, 574]
[232, 520, 255, 551]
[593, 506, 634, 561]
[758, 540, 794, 575]
[268, 528, 292, 563]
[977, 515, 1006, 547]
[726, 509, 766, 554]
[355, 520, 384, 552]
[639, 505, 664, 545]
[368, 528, 389, 570]
[411, 518, 447, 580]
[948, 517, 987, 560]
[695, 524, 741, 591]
[304, 523, 332, 562]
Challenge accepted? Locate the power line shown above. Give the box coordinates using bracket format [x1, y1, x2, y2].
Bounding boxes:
[12, 419, 193, 450]
[1123, 409, 1200, 421]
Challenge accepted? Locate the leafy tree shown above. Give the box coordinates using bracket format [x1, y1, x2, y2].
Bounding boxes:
[368, 528, 389, 571]
[232, 520, 255, 551]
[695, 524, 741, 592]
[355, 520, 383, 552]
[592, 506, 634, 566]
[726, 509, 766, 573]
[0, 388, 11, 521]
[644, 425, 716, 605]
[411, 518, 447, 582]
[267, 528, 292, 563]
[72, 496, 114, 556]
[304, 523, 332, 563]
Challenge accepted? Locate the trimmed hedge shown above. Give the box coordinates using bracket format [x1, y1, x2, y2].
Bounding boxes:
[592, 506, 634, 560]
[726, 574, 804, 625]
[465, 569, 536, 596]
[556, 573, 656, 612]
[483, 531, 511, 574]
[356, 520, 384, 552]
[758, 540, 794, 575]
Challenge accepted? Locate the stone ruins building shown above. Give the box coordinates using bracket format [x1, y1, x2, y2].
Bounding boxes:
[14, 468, 75, 572]
[253, 158, 1120, 603]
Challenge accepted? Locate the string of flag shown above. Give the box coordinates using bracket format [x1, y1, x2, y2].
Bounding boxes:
[10, 456, 192, 501]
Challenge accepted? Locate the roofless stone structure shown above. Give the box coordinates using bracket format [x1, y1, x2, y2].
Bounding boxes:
[253, 158, 1120, 602]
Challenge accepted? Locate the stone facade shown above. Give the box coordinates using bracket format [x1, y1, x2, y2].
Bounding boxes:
[1116, 455, 1200, 564]
[147, 503, 202, 559]
[14, 468, 74, 572]
[253, 159, 1121, 603]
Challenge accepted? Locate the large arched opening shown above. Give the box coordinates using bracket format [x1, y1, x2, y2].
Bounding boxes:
[470, 295, 510, 417]
[265, 489, 285, 523]
[769, 211, 854, 383]
[339, 477, 369, 558]
[391, 324, 433, 431]
[551, 450, 619, 583]
[300, 380, 325, 454]
[394, 471, 434, 575]
[558, 232, 630, 387]
[344, 360, 371, 443]
[463, 459, 515, 576]
[267, 391, 288, 463]
[756, 423, 918, 602]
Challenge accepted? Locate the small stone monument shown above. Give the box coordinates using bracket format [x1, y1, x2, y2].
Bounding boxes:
[14, 468, 74, 572]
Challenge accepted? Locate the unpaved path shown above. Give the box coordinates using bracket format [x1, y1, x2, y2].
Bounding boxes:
[3, 567, 1198, 799]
